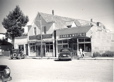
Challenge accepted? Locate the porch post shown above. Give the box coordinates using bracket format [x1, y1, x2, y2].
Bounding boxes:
[24, 44, 26, 55]
[77, 38, 79, 55]
[56, 39, 58, 57]
[53, 30, 57, 57]
[53, 39, 55, 57]
[28, 43, 30, 56]
[45, 44, 46, 57]
[90, 37, 93, 57]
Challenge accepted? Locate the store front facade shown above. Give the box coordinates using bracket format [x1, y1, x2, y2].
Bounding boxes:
[56, 27, 92, 57]
[28, 34, 54, 57]
[26, 12, 113, 57]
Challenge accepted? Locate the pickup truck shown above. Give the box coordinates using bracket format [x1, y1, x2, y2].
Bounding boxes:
[0, 65, 12, 82]
[10, 49, 25, 59]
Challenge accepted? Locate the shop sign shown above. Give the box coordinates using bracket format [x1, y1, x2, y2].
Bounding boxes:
[42, 34, 52, 39]
[29, 34, 52, 40]
[29, 35, 37, 40]
[60, 33, 86, 38]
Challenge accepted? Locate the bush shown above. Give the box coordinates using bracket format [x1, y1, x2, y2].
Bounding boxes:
[93, 51, 114, 57]
[102, 51, 114, 57]
[93, 52, 101, 57]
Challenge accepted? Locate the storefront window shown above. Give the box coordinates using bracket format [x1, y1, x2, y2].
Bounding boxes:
[85, 43, 91, 52]
[63, 45, 68, 48]
[58, 40, 62, 44]
[46, 42, 53, 52]
[79, 38, 84, 42]
[72, 44, 77, 50]
[79, 43, 91, 52]
[30, 43, 36, 52]
[63, 40, 67, 43]
[58, 40, 69, 52]
[50, 45, 53, 52]
[46, 45, 49, 52]
[79, 44, 84, 51]
[19, 45, 24, 51]
[85, 38, 91, 42]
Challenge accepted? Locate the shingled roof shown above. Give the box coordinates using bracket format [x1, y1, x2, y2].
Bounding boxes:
[34, 12, 91, 29]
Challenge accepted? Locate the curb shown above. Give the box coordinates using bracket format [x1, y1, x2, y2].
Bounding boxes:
[80, 57, 114, 60]
[31, 57, 57, 59]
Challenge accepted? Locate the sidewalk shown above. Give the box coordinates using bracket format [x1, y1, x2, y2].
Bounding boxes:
[27, 56, 114, 60]
[27, 56, 57, 59]
[80, 57, 114, 60]
[0, 55, 113, 60]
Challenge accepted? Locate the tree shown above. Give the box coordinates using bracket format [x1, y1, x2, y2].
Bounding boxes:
[2, 6, 29, 48]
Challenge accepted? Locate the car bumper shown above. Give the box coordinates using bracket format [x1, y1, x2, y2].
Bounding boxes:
[58, 57, 72, 60]
[2, 76, 12, 81]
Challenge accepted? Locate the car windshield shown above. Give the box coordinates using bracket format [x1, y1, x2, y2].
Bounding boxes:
[59, 54, 70, 57]
[60, 49, 71, 52]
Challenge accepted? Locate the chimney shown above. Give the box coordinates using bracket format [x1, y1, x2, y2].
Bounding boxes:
[97, 22, 100, 26]
[90, 19, 93, 27]
[52, 10, 54, 15]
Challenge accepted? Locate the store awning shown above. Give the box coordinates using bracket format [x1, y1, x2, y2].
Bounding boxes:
[42, 38, 53, 42]
[56, 26, 91, 39]
[28, 40, 41, 43]
[56, 26, 91, 35]
[28, 38, 53, 44]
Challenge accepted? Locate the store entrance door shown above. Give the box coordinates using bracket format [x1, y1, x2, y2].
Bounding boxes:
[36, 45, 40, 57]
[36, 44, 45, 57]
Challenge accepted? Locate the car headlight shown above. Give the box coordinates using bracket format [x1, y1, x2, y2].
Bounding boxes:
[5, 68, 10, 74]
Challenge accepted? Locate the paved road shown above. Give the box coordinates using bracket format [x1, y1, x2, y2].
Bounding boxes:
[0, 57, 113, 82]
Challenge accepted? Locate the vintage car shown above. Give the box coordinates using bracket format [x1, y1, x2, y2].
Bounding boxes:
[10, 49, 25, 59]
[0, 65, 12, 82]
[58, 48, 72, 60]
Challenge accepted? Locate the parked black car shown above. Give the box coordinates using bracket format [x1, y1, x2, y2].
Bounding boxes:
[58, 48, 72, 60]
[0, 65, 12, 82]
[10, 49, 25, 59]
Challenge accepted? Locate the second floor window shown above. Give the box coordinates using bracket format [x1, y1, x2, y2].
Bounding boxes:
[44, 26, 46, 34]
[34, 27, 36, 35]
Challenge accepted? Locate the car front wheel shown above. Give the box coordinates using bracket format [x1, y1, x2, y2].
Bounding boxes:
[1, 75, 7, 82]
[21, 54, 25, 59]
[10, 55, 13, 59]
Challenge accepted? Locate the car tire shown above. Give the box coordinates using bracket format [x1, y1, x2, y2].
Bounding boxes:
[13, 53, 17, 58]
[17, 54, 21, 59]
[21, 54, 25, 59]
[1, 75, 7, 82]
[10, 55, 13, 59]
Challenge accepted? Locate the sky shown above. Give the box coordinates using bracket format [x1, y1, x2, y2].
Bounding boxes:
[0, 0, 114, 33]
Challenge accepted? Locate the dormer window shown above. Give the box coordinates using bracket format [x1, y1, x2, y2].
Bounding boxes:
[66, 21, 76, 28]
[67, 25, 72, 28]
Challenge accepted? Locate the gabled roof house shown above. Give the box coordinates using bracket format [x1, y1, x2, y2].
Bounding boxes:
[19, 11, 114, 57]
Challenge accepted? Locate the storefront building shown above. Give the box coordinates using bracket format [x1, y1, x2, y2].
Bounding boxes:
[15, 34, 28, 55]
[27, 12, 114, 57]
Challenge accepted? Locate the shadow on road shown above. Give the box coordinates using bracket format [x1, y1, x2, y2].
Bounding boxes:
[54, 59, 72, 61]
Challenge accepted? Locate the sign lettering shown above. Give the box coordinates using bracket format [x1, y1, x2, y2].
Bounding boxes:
[60, 33, 86, 38]
[29, 34, 52, 40]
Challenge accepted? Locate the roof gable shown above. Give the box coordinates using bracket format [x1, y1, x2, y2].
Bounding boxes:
[39, 12, 82, 29]
[34, 12, 92, 30]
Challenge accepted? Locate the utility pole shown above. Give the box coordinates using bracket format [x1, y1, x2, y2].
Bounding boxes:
[39, 14, 43, 58]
